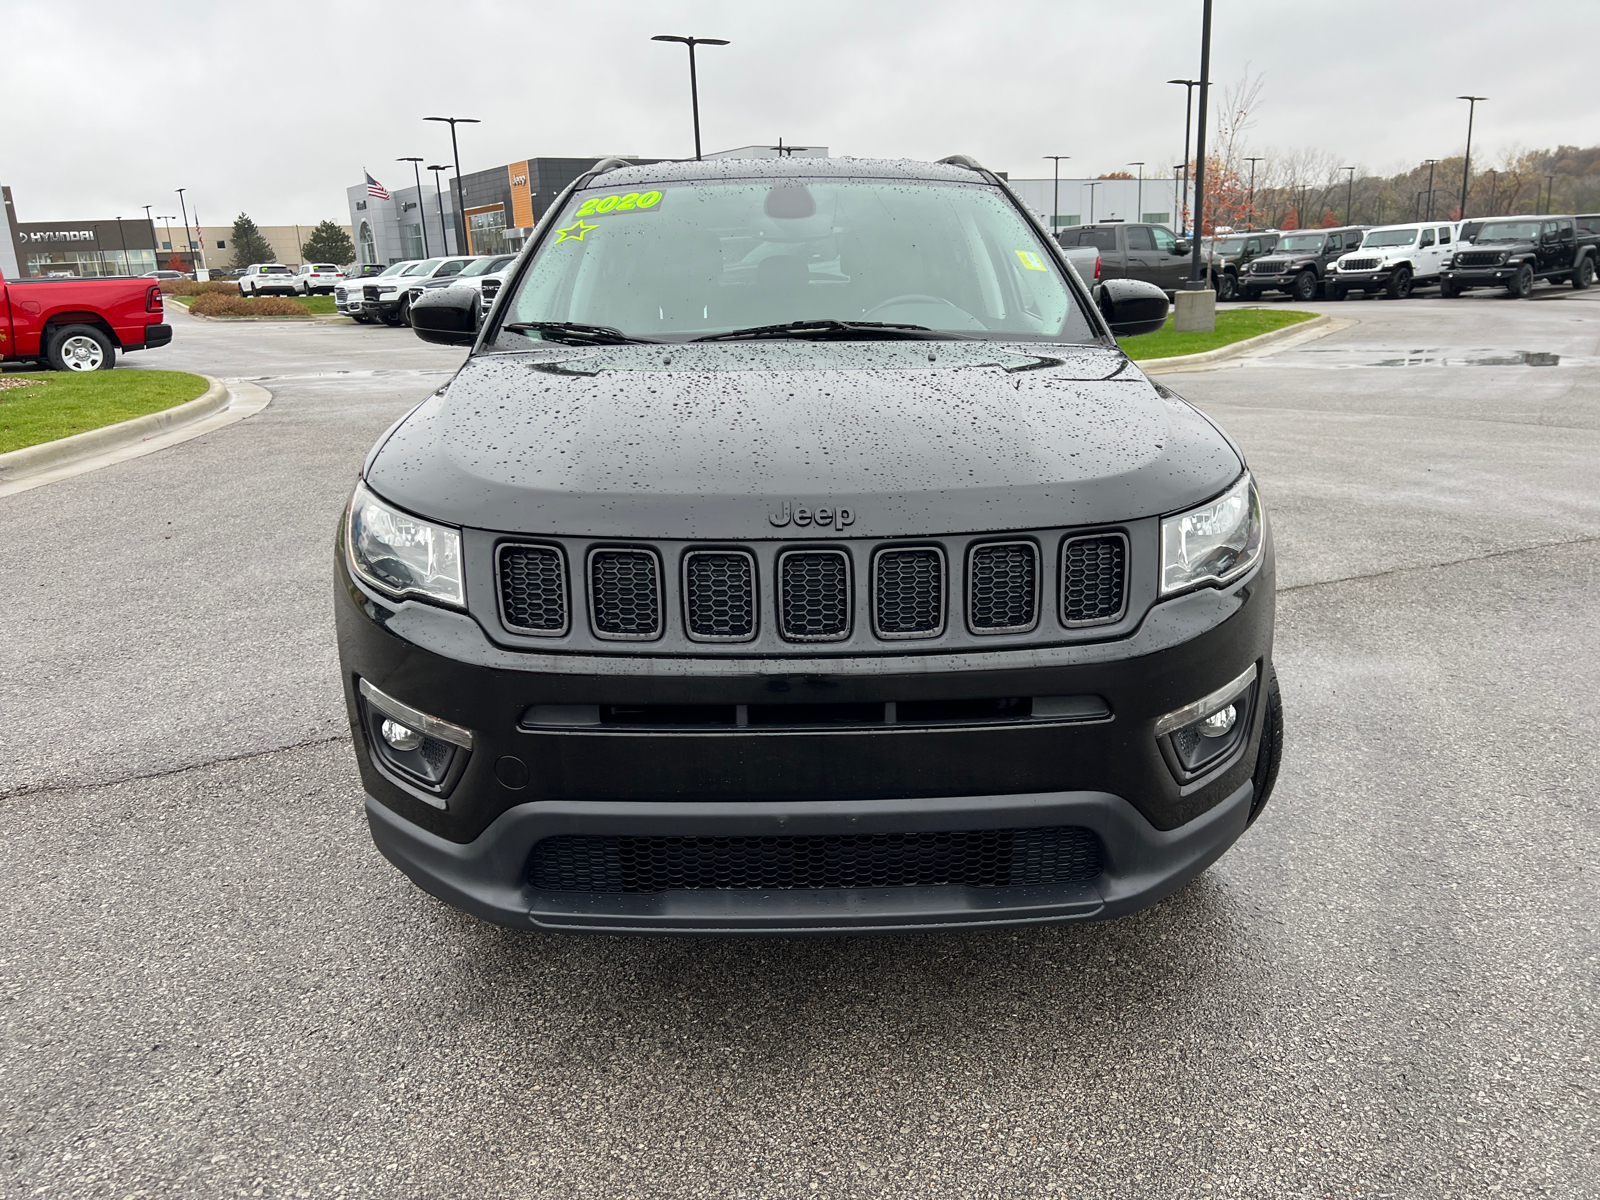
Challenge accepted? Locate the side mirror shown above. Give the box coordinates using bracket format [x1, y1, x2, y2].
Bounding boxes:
[1096, 278, 1169, 338]
[1174, 239, 1190, 255]
[409, 288, 476, 346]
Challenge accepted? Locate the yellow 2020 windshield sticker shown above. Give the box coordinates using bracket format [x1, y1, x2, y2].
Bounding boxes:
[571, 190, 663, 220]
[1015, 249, 1047, 271]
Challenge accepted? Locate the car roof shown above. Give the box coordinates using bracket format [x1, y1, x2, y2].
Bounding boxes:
[577, 155, 992, 191]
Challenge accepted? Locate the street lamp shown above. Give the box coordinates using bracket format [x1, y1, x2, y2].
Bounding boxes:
[1423, 159, 1438, 220]
[1128, 162, 1145, 222]
[1043, 156, 1070, 232]
[1487, 168, 1498, 217]
[1244, 156, 1264, 229]
[1167, 78, 1201, 237]
[426, 166, 452, 259]
[424, 115, 480, 254]
[1456, 96, 1486, 219]
[1085, 181, 1102, 224]
[1340, 166, 1355, 226]
[1184, 0, 1216, 288]
[157, 215, 178, 267]
[397, 156, 430, 256]
[651, 35, 730, 162]
[175, 187, 197, 276]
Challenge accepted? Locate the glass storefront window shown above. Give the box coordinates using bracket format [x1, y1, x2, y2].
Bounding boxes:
[468, 208, 507, 255]
[26, 249, 157, 277]
[359, 221, 377, 265]
[403, 224, 424, 259]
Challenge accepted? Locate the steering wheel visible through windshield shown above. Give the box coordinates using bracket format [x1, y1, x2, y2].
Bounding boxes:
[491, 177, 1097, 345]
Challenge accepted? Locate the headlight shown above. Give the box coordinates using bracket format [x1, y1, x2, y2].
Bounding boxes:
[1161, 472, 1264, 595]
[345, 482, 464, 607]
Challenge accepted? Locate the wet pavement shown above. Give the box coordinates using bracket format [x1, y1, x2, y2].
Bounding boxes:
[2, 293, 1597, 1199]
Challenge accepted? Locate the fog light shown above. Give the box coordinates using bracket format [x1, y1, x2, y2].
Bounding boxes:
[1198, 704, 1237, 738]
[381, 719, 424, 751]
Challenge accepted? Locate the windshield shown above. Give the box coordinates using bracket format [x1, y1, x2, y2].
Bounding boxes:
[494, 177, 1097, 344]
[401, 259, 440, 276]
[1212, 239, 1244, 255]
[456, 257, 499, 277]
[1475, 221, 1540, 241]
[378, 262, 411, 277]
[1276, 234, 1325, 251]
[1362, 229, 1418, 248]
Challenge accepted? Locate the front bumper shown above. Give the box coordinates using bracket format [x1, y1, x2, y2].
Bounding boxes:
[336, 540, 1275, 935]
[1328, 269, 1391, 288]
[1246, 272, 1295, 289]
[1443, 267, 1511, 286]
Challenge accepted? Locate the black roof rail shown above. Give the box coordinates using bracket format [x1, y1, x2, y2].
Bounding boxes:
[938, 154, 986, 172]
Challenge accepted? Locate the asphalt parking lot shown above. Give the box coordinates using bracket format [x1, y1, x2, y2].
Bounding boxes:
[3, 293, 1597, 1199]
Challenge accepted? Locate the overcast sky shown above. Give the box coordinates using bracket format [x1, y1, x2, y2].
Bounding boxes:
[5, 0, 1597, 226]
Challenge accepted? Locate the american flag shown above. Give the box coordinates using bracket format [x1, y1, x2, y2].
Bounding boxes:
[365, 171, 390, 200]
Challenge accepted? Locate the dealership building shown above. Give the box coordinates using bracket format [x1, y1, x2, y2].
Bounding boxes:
[347, 146, 828, 265]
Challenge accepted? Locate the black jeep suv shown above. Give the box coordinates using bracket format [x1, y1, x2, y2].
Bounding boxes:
[1205, 231, 1279, 301]
[1442, 215, 1599, 297]
[335, 155, 1283, 936]
[1242, 226, 1367, 302]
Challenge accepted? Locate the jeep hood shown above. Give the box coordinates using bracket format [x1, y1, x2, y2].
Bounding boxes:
[365, 341, 1242, 539]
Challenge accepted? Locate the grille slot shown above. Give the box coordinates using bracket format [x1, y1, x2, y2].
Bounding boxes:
[588, 548, 663, 640]
[872, 547, 944, 639]
[528, 827, 1104, 893]
[1061, 534, 1127, 626]
[498, 544, 568, 636]
[777, 550, 851, 641]
[683, 550, 756, 642]
[967, 542, 1039, 633]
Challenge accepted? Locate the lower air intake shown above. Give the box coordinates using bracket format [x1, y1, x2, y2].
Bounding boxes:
[528, 827, 1103, 893]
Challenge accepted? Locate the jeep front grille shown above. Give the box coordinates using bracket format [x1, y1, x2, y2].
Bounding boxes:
[498, 544, 568, 635]
[777, 549, 851, 641]
[1341, 257, 1379, 271]
[968, 542, 1039, 633]
[588, 549, 663, 640]
[1061, 534, 1127, 626]
[1454, 251, 1501, 267]
[872, 547, 944, 638]
[1251, 259, 1287, 274]
[528, 826, 1104, 893]
[683, 550, 756, 641]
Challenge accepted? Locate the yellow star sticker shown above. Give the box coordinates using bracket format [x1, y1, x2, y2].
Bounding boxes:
[555, 220, 597, 244]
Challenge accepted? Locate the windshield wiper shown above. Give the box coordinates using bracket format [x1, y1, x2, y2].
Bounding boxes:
[694, 319, 968, 342]
[501, 321, 655, 345]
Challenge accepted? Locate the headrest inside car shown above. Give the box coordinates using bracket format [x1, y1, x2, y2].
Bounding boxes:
[765, 185, 817, 220]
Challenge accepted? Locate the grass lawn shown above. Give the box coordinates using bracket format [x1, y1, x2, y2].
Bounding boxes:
[168, 294, 334, 315]
[1117, 308, 1317, 360]
[0, 370, 211, 454]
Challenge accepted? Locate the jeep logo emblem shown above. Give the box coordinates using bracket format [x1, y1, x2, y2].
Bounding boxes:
[768, 501, 856, 531]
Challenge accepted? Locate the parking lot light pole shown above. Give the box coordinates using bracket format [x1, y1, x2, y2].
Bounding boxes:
[1244, 157, 1264, 228]
[1128, 163, 1145, 221]
[1167, 78, 1200, 237]
[426, 166, 451, 258]
[1043, 156, 1069, 231]
[1545, 174, 1557, 215]
[141, 205, 156, 260]
[1185, 0, 1214, 288]
[651, 35, 730, 162]
[397, 157, 430, 257]
[1487, 169, 1498, 216]
[424, 116, 479, 254]
[1085, 181, 1102, 223]
[175, 188, 195, 275]
[157, 216, 177, 267]
[1423, 159, 1438, 221]
[1456, 96, 1486, 219]
[1341, 166, 1355, 226]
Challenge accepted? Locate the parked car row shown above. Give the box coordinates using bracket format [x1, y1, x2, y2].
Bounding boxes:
[1054, 214, 1600, 302]
[331, 253, 519, 327]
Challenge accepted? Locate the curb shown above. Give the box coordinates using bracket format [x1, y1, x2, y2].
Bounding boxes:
[179, 309, 313, 323]
[1134, 313, 1334, 375]
[0, 375, 228, 483]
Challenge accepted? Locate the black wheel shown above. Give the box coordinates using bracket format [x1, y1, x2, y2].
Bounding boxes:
[399, 297, 413, 326]
[381, 308, 405, 327]
[46, 324, 115, 372]
[1328, 285, 1348, 301]
[352, 314, 373, 325]
[1440, 280, 1459, 298]
[1216, 271, 1239, 302]
[1572, 257, 1594, 290]
[1291, 269, 1318, 302]
[1505, 263, 1533, 298]
[1242, 286, 1261, 301]
[1384, 265, 1413, 299]
[1248, 669, 1284, 824]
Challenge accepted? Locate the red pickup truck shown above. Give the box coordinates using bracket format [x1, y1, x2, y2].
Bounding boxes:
[0, 276, 172, 371]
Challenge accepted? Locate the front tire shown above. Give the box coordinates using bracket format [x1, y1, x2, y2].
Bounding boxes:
[1328, 284, 1348, 301]
[46, 324, 115, 372]
[1216, 271, 1239, 302]
[1384, 265, 1413, 299]
[1573, 257, 1594, 290]
[1507, 263, 1534, 298]
[381, 307, 405, 327]
[1248, 669, 1284, 824]
[1440, 280, 1459, 298]
[1242, 286, 1261, 301]
[1291, 269, 1318, 302]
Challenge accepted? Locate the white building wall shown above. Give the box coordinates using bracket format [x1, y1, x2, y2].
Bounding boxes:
[1005, 177, 1190, 234]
